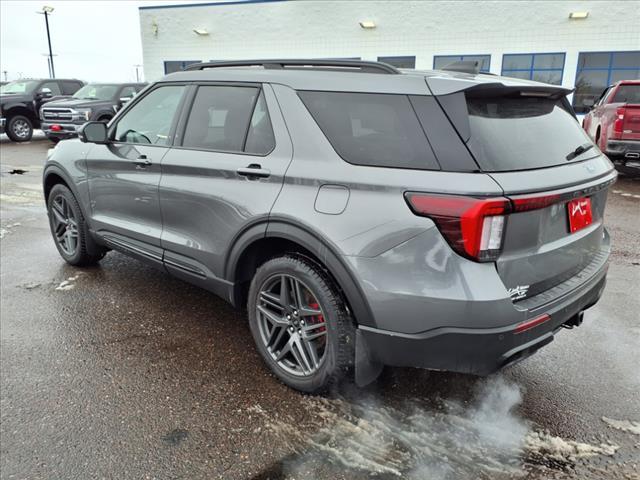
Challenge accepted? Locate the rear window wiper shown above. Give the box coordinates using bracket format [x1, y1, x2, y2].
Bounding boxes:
[566, 142, 594, 161]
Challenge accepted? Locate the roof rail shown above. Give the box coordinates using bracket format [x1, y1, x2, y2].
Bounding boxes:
[441, 60, 481, 75]
[183, 59, 400, 74]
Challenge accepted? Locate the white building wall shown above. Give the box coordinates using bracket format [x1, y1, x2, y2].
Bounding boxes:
[139, 0, 640, 89]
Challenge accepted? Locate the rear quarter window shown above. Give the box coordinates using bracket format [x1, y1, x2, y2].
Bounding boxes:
[298, 91, 440, 170]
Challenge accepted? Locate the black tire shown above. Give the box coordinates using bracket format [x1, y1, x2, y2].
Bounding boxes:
[98, 116, 112, 123]
[247, 255, 355, 393]
[6, 115, 33, 142]
[47, 184, 106, 266]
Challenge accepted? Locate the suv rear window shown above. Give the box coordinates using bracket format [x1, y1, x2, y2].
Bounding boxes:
[464, 96, 595, 172]
[612, 84, 640, 104]
[299, 91, 439, 170]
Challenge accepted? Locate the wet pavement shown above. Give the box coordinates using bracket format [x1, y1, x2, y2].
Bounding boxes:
[1, 135, 639, 480]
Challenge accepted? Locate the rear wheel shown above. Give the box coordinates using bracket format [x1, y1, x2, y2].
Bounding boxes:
[47, 184, 106, 266]
[247, 255, 355, 393]
[6, 115, 33, 142]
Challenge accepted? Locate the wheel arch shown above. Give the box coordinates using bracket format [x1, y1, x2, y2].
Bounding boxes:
[4, 104, 37, 124]
[43, 165, 103, 256]
[226, 220, 375, 328]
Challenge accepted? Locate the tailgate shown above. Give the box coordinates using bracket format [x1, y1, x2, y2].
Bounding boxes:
[430, 80, 617, 302]
[621, 104, 640, 140]
[490, 159, 615, 301]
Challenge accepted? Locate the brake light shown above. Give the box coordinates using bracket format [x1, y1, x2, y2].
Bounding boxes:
[405, 193, 510, 262]
[612, 107, 625, 139]
[510, 193, 561, 212]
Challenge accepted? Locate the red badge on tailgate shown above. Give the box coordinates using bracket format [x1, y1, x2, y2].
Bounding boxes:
[567, 197, 593, 233]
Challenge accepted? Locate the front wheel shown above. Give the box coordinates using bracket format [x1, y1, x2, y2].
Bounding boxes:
[47, 184, 106, 266]
[247, 255, 355, 393]
[6, 115, 33, 142]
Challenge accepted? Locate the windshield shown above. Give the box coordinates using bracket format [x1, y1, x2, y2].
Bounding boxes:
[465, 96, 596, 172]
[0, 80, 39, 94]
[73, 84, 118, 101]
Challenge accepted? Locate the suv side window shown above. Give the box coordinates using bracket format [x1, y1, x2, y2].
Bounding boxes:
[113, 85, 186, 145]
[182, 85, 263, 153]
[299, 91, 440, 170]
[62, 81, 83, 95]
[119, 86, 137, 100]
[39, 81, 61, 96]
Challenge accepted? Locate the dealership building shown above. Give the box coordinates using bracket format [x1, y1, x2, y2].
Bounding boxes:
[139, 0, 640, 112]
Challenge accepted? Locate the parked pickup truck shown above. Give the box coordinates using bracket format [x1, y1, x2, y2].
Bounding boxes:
[582, 80, 640, 176]
[40, 83, 147, 142]
[0, 78, 84, 142]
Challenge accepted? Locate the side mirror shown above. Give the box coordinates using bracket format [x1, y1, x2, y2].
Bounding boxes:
[38, 87, 53, 98]
[79, 121, 108, 144]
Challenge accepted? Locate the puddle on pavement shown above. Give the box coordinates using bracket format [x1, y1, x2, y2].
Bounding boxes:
[250, 377, 627, 480]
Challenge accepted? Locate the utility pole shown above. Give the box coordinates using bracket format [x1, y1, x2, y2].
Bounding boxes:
[38, 6, 56, 78]
[2, 71, 7, 82]
[134, 64, 142, 82]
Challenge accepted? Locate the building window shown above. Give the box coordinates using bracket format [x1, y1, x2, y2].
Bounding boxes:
[501, 53, 565, 85]
[378, 56, 416, 69]
[163, 60, 201, 74]
[433, 55, 490, 72]
[573, 51, 640, 113]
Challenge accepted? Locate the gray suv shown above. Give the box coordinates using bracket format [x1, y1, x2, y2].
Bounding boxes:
[43, 60, 615, 392]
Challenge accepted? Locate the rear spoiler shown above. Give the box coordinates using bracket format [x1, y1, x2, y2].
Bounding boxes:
[426, 75, 574, 98]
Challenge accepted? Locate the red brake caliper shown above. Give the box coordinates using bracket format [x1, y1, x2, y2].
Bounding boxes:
[308, 302, 326, 334]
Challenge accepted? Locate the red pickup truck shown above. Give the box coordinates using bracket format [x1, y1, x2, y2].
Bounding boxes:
[582, 80, 640, 176]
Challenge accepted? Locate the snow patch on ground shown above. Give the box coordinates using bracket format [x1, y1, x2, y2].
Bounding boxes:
[252, 377, 621, 479]
[55, 273, 84, 291]
[0, 222, 21, 238]
[602, 417, 640, 435]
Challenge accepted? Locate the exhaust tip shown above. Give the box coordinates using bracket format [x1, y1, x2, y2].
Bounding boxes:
[624, 152, 640, 159]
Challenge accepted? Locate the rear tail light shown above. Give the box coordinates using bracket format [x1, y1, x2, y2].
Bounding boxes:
[612, 107, 625, 139]
[404, 193, 510, 262]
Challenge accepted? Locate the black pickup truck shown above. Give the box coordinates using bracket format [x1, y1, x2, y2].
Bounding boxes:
[0, 78, 84, 142]
[40, 83, 147, 142]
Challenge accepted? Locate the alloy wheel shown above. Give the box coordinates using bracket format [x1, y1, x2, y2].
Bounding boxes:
[12, 119, 30, 140]
[256, 274, 328, 377]
[50, 195, 79, 256]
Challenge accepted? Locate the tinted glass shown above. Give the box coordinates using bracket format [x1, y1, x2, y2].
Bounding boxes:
[378, 56, 416, 68]
[119, 86, 137, 99]
[40, 81, 61, 96]
[164, 60, 201, 74]
[244, 91, 275, 155]
[612, 85, 640, 103]
[114, 85, 185, 145]
[62, 81, 83, 95]
[610, 69, 640, 83]
[182, 86, 258, 152]
[578, 52, 611, 69]
[503, 54, 532, 70]
[532, 70, 562, 85]
[612, 52, 640, 68]
[465, 96, 594, 172]
[533, 53, 564, 69]
[299, 91, 439, 170]
[434, 55, 490, 72]
[573, 70, 609, 112]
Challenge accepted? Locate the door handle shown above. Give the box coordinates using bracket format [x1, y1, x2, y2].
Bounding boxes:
[134, 155, 152, 167]
[236, 163, 270, 179]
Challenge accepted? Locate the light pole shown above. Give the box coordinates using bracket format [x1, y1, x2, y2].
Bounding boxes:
[134, 64, 142, 82]
[38, 6, 55, 78]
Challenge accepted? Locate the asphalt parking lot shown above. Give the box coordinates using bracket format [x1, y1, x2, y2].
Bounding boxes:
[1, 134, 639, 480]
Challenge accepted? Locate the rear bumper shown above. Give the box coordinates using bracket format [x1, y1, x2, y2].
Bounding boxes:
[353, 227, 610, 379]
[358, 261, 607, 376]
[606, 139, 640, 159]
[41, 122, 81, 139]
